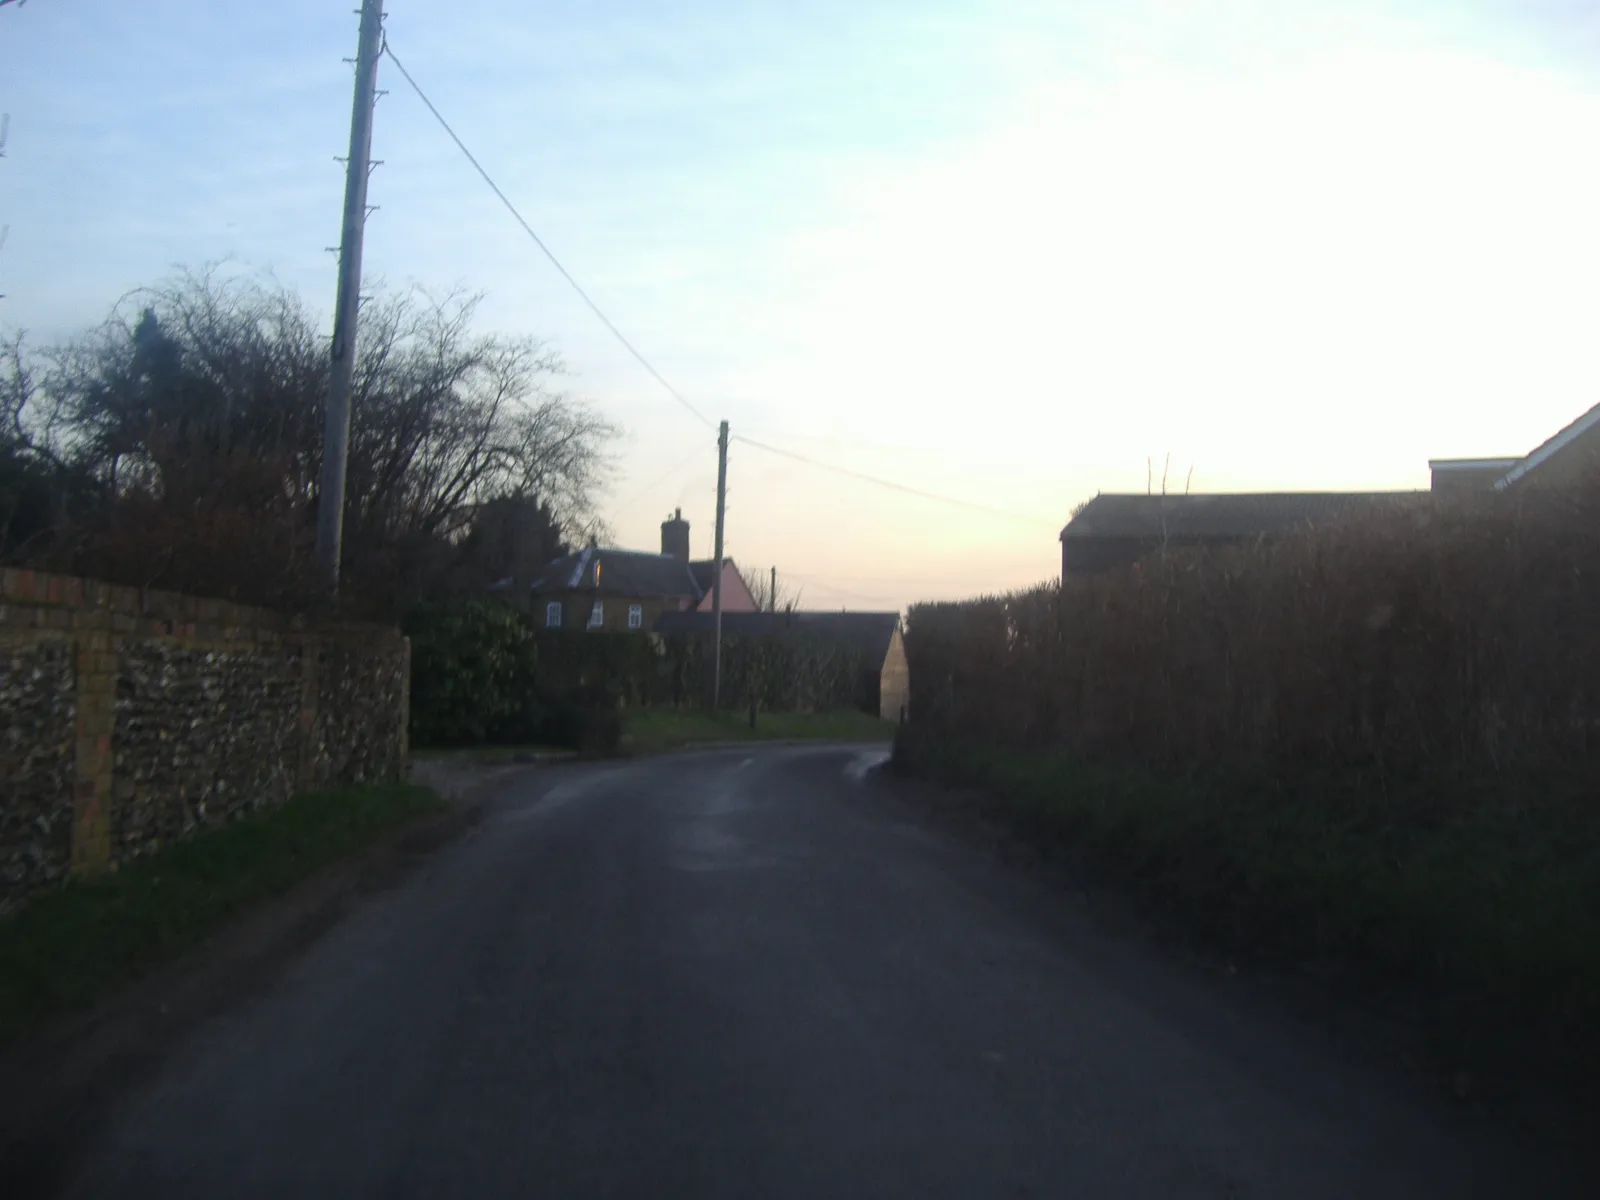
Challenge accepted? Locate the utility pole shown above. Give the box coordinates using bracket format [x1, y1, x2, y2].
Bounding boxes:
[316, 0, 385, 596]
[0, 3, 21, 302]
[712, 420, 729, 709]
[770, 566, 777, 614]
[0, 115, 10, 301]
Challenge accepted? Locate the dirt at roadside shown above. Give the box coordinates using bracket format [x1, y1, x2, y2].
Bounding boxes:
[408, 757, 530, 804]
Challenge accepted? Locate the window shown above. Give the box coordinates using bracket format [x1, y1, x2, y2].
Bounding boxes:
[588, 601, 604, 629]
[545, 601, 563, 629]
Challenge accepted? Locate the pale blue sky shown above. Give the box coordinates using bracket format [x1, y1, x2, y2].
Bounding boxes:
[3, 1, 1600, 608]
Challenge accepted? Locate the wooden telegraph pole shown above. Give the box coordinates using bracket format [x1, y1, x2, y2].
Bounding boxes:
[315, 0, 385, 595]
[712, 420, 728, 708]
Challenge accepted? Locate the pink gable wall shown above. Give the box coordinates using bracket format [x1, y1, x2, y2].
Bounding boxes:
[694, 563, 759, 613]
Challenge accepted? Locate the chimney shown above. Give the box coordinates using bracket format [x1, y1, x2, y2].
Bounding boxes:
[661, 508, 690, 562]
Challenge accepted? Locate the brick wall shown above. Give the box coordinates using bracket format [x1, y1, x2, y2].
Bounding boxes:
[0, 569, 409, 911]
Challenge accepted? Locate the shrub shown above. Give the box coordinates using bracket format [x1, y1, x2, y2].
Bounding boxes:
[571, 687, 624, 755]
[405, 601, 539, 747]
[535, 684, 623, 754]
[534, 630, 669, 706]
[535, 692, 588, 751]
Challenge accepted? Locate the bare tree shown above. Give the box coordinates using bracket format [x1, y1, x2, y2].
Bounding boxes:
[0, 328, 92, 560]
[4, 267, 620, 613]
[747, 566, 804, 614]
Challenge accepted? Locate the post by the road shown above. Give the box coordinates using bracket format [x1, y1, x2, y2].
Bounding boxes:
[712, 419, 729, 709]
[315, 0, 385, 595]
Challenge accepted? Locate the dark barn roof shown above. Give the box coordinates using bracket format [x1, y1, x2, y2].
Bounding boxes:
[1500, 397, 1600, 488]
[653, 610, 902, 666]
[1060, 492, 1424, 543]
[688, 561, 720, 595]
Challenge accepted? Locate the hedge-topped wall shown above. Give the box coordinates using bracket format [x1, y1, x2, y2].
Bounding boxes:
[904, 486, 1600, 783]
[0, 569, 409, 911]
[535, 628, 870, 711]
[403, 602, 877, 748]
[662, 633, 871, 713]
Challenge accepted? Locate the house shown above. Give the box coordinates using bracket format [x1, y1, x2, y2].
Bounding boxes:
[653, 610, 910, 722]
[1063, 399, 1600, 578]
[520, 509, 759, 631]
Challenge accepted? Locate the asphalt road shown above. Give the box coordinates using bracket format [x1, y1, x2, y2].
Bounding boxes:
[69, 745, 1578, 1198]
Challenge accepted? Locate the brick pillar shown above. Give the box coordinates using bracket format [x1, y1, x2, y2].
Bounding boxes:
[398, 635, 411, 776]
[71, 626, 116, 875]
[297, 634, 321, 794]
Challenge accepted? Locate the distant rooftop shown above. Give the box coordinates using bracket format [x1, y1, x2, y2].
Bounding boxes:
[529, 548, 699, 598]
[654, 610, 902, 664]
[1060, 492, 1424, 542]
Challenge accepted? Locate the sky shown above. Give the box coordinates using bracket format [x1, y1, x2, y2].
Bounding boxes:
[3, 0, 1600, 611]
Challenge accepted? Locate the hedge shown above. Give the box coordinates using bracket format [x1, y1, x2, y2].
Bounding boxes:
[406, 603, 872, 748]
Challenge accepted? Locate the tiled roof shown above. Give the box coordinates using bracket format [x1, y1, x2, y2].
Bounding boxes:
[688, 560, 722, 595]
[529, 548, 701, 599]
[652, 610, 902, 666]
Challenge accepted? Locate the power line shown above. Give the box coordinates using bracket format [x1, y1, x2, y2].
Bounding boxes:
[737, 426, 962, 460]
[380, 37, 1058, 534]
[783, 568, 1005, 586]
[609, 442, 710, 518]
[381, 39, 716, 432]
[774, 577, 915, 606]
[732, 435, 1059, 528]
[781, 570, 1008, 602]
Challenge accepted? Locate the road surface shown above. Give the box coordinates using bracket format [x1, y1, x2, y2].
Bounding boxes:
[70, 745, 1578, 1197]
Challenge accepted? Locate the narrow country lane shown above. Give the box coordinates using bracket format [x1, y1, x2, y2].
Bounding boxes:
[69, 745, 1578, 1198]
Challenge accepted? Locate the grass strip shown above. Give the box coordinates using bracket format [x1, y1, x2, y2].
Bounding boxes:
[895, 730, 1600, 1099]
[0, 783, 444, 1049]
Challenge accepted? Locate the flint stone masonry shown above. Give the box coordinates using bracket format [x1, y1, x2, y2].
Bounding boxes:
[113, 642, 304, 861]
[0, 639, 76, 903]
[313, 632, 410, 787]
[0, 568, 410, 911]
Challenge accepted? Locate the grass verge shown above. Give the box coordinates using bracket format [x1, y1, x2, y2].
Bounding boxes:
[623, 708, 895, 755]
[0, 783, 444, 1051]
[894, 728, 1600, 1103]
[410, 744, 575, 764]
[413, 709, 894, 761]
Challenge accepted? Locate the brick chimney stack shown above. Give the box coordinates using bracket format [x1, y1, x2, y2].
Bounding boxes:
[661, 508, 690, 562]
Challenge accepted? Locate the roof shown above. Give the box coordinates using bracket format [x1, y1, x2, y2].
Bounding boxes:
[652, 610, 902, 665]
[1060, 492, 1424, 542]
[687, 560, 724, 595]
[1497, 399, 1600, 488]
[529, 548, 700, 599]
